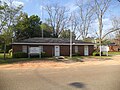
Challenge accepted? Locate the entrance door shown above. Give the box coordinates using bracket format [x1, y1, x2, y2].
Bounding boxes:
[55, 46, 60, 56]
[84, 46, 89, 56]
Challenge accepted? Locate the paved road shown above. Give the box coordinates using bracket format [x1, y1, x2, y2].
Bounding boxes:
[0, 65, 120, 90]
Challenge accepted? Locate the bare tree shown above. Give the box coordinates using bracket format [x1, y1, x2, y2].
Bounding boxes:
[94, 0, 112, 44]
[112, 16, 120, 30]
[44, 3, 69, 37]
[75, 0, 95, 40]
[111, 17, 120, 45]
[68, 12, 78, 39]
[94, 0, 120, 56]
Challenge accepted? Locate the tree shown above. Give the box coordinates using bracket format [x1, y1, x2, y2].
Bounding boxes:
[93, 0, 120, 56]
[111, 17, 120, 46]
[14, 13, 53, 40]
[0, 1, 23, 33]
[14, 13, 42, 40]
[94, 0, 111, 56]
[40, 23, 53, 37]
[13, 12, 29, 40]
[45, 3, 69, 37]
[75, 0, 95, 40]
[59, 29, 76, 39]
[83, 37, 95, 42]
[111, 16, 120, 35]
[0, 0, 23, 60]
[0, 1, 5, 33]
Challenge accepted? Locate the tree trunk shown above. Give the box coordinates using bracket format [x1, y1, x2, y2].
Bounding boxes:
[3, 44, 6, 60]
[99, 39, 102, 56]
[99, 13, 103, 57]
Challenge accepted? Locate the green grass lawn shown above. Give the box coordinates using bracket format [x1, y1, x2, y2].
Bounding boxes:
[67, 51, 120, 61]
[0, 53, 12, 59]
[108, 52, 120, 55]
[0, 53, 55, 64]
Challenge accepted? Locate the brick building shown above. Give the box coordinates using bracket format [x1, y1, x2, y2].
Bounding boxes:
[12, 38, 94, 57]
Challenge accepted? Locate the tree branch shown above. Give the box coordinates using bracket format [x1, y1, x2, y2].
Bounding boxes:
[102, 28, 120, 40]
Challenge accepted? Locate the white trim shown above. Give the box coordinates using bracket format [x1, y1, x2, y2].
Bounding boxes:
[84, 46, 89, 56]
[54, 46, 60, 56]
[12, 43, 94, 45]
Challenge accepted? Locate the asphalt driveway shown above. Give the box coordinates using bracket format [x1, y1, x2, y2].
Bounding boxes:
[0, 64, 120, 90]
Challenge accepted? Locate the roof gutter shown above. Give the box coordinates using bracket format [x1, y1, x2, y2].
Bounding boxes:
[12, 42, 94, 45]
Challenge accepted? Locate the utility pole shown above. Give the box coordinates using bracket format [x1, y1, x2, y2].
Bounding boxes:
[70, 14, 73, 58]
[41, 5, 44, 38]
[70, 29, 72, 58]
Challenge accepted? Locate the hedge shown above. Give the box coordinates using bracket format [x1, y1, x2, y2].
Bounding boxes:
[13, 52, 28, 58]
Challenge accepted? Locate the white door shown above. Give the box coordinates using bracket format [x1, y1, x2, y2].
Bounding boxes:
[84, 46, 89, 56]
[55, 46, 60, 56]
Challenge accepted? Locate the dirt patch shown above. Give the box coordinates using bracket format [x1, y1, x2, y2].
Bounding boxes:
[0, 55, 120, 70]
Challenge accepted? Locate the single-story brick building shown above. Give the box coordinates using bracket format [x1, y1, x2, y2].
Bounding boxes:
[12, 38, 94, 57]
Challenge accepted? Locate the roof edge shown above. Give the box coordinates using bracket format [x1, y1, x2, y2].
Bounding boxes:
[12, 42, 94, 45]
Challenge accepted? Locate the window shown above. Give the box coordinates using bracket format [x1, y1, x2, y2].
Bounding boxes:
[22, 45, 27, 53]
[75, 46, 78, 53]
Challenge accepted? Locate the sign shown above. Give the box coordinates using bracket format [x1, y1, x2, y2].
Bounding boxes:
[100, 46, 109, 52]
[99, 46, 109, 56]
[29, 47, 41, 54]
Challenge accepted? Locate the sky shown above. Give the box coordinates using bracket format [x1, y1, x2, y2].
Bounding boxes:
[1, 0, 120, 38]
[19, 0, 77, 16]
[11, 0, 120, 17]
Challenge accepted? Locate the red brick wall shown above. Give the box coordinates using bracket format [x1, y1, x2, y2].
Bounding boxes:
[43, 45, 54, 57]
[12, 44, 94, 56]
[89, 45, 94, 55]
[109, 46, 120, 52]
[78, 45, 84, 56]
[12, 45, 22, 53]
[60, 45, 70, 56]
[72, 46, 75, 54]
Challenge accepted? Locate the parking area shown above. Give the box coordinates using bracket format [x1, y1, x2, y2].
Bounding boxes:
[0, 55, 120, 90]
[0, 64, 120, 90]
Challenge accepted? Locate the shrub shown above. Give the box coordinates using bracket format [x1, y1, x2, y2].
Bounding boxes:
[93, 51, 105, 56]
[72, 52, 80, 56]
[93, 51, 99, 56]
[41, 52, 47, 57]
[13, 52, 28, 58]
[0, 50, 4, 53]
